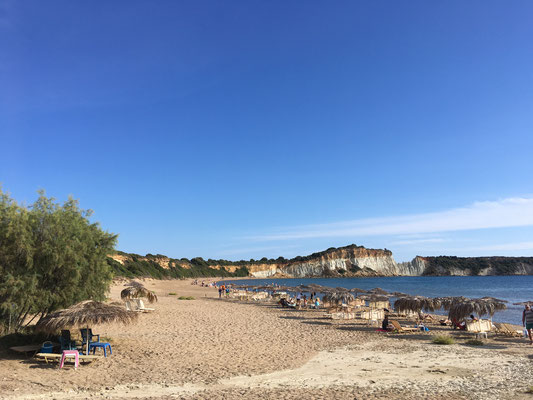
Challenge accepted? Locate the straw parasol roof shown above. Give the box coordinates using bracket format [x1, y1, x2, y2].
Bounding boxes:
[391, 291, 409, 298]
[335, 287, 349, 292]
[437, 296, 470, 311]
[513, 301, 533, 306]
[394, 296, 442, 314]
[121, 282, 158, 303]
[36, 300, 139, 334]
[448, 298, 507, 321]
[368, 288, 389, 295]
[349, 287, 368, 294]
[308, 283, 326, 291]
[360, 294, 389, 303]
[324, 290, 355, 305]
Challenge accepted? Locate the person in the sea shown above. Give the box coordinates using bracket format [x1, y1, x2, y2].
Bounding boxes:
[522, 304, 533, 345]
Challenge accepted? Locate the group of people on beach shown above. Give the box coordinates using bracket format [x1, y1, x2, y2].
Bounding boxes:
[210, 282, 533, 345]
[279, 292, 321, 309]
[191, 279, 216, 287]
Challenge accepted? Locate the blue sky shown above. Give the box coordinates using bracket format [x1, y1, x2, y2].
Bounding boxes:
[1, 1, 532, 262]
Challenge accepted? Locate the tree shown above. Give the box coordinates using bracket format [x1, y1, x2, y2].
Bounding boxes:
[0, 189, 117, 333]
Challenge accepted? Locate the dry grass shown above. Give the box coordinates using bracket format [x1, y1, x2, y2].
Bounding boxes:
[432, 335, 455, 345]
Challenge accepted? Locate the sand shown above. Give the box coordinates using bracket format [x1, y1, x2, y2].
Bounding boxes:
[1, 278, 533, 400]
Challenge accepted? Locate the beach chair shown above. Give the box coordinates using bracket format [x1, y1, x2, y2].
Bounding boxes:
[390, 320, 419, 333]
[80, 328, 100, 351]
[125, 300, 142, 312]
[59, 330, 78, 351]
[134, 298, 155, 312]
[502, 323, 523, 337]
[466, 320, 492, 339]
[493, 323, 520, 337]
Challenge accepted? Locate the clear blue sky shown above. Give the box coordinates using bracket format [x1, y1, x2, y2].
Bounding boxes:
[1, 1, 533, 262]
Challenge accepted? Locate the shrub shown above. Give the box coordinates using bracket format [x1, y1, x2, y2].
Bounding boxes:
[525, 386, 533, 394]
[465, 339, 484, 346]
[0, 189, 117, 333]
[432, 335, 455, 345]
[168, 292, 177, 296]
[178, 296, 195, 300]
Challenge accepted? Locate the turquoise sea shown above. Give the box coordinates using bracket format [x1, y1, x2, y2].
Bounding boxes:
[221, 275, 533, 324]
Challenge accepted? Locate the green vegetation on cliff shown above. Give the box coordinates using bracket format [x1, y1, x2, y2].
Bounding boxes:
[108, 252, 249, 279]
[422, 256, 533, 276]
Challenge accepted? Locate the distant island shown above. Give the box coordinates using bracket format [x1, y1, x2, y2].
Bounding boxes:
[108, 244, 533, 279]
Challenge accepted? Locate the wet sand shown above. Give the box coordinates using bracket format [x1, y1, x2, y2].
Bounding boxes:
[1, 279, 533, 399]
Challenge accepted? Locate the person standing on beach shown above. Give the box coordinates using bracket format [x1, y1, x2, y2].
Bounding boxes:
[522, 305, 533, 344]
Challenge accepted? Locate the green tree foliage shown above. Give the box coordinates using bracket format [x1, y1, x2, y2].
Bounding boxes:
[423, 256, 533, 275]
[0, 189, 117, 333]
[107, 253, 249, 279]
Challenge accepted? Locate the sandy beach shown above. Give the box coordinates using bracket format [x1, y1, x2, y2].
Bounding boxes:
[2, 278, 533, 400]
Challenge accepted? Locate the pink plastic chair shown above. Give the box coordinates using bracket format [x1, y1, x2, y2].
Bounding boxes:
[59, 350, 79, 369]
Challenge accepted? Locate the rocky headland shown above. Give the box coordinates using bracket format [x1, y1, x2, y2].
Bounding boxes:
[108, 244, 533, 279]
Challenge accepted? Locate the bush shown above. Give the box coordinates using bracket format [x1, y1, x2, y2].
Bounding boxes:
[432, 335, 455, 345]
[465, 339, 484, 346]
[0, 189, 117, 333]
[0, 330, 52, 349]
[178, 296, 195, 300]
[168, 292, 177, 296]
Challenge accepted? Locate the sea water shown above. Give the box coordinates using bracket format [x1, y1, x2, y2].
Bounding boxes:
[221, 275, 533, 324]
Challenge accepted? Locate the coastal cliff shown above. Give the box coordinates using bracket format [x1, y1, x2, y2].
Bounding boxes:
[108, 245, 533, 279]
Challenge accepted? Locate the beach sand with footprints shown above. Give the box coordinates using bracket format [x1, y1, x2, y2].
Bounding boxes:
[2, 279, 533, 400]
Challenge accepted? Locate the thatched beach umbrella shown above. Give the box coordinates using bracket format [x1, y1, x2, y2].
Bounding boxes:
[369, 288, 389, 295]
[513, 301, 533, 306]
[360, 294, 389, 303]
[349, 288, 368, 295]
[121, 282, 158, 303]
[394, 296, 442, 314]
[437, 296, 470, 311]
[36, 300, 139, 355]
[391, 291, 409, 298]
[448, 298, 507, 322]
[308, 283, 326, 291]
[327, 291, 355, 305]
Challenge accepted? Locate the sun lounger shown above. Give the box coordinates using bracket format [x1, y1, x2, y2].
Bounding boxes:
[134, 298, 155, 312]
[125, 300, 143, 312]
[465, 319, 492, 339]
[9, 344, 42, 357]
[503, 323, 523, 337]
[390, 320, 419, 333]
[494, 323, 523, 337]
[35, 352, 101, 364]
[327, 312, 356, 320]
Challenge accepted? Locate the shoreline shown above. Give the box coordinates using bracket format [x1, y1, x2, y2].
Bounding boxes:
[1, 278, 532, 399]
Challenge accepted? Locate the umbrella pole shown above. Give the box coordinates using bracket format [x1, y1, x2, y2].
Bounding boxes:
[86, 325, 89, 355]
